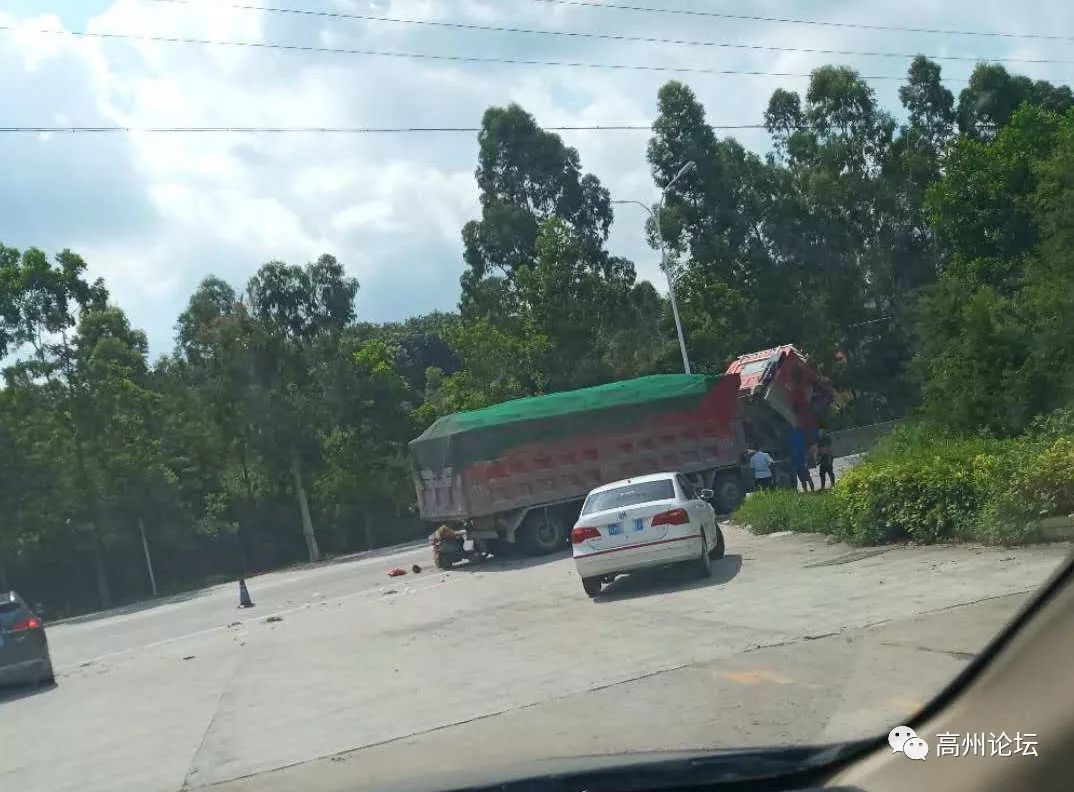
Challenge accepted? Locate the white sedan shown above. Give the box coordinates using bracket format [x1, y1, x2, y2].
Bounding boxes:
[571, 472, 725, 597]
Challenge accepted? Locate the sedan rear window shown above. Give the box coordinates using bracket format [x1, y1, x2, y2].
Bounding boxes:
[582, 479, 675, 515]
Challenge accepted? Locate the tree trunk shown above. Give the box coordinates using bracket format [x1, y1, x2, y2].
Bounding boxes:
[290, 449, 320, 562]
[88, 521, 112, 609]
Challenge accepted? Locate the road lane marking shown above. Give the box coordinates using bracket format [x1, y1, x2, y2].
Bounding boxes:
[60, 576, 462, 671]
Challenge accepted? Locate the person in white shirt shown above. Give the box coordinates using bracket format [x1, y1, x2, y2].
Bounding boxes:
[750, 448, 775, 491]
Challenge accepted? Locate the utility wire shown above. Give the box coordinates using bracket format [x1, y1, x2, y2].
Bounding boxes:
[149, 0, 1074, 65]
[0, 124, 767, 134]
[0, 25, 937, 81]
[529, 0, 1074, 43]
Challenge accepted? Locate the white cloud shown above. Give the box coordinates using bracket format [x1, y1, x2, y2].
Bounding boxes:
[2, 0, 1073, 355]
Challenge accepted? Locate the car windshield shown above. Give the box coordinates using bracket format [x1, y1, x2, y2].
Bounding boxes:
[738, 358, 772, 376]
[581, 480, 676, 515]
[2, 3, 1072, 791]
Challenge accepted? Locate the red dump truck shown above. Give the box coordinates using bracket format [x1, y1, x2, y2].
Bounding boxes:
[409, 345, 831, 560]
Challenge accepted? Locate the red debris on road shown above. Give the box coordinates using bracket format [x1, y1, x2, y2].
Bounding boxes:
[387, 567, 407, 577]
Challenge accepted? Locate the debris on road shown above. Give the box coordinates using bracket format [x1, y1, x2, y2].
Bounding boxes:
[227, 621, 242, 628]
[265, 615, 284, 623]
[411, 564, 422, 574]
[182, 655, 196, 661]
[382, 589, 398, 596]
[387, 567, 407, 577]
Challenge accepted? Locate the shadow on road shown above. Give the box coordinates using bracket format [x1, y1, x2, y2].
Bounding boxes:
[0, 680, 57, 703]
[594, 553, 743, 602]
[443, 549, 571, 574]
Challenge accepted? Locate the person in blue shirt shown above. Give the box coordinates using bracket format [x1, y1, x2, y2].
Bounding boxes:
[750, 448, 775, 490]
[787, 427, 815, 492]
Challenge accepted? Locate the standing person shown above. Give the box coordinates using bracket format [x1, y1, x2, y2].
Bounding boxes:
[817, 432, 835, 490]
[750, 448, 775, 491]
[788, 427, 814, 493]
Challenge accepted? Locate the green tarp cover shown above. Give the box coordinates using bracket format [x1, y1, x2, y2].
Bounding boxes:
[410, 373, 722, 474]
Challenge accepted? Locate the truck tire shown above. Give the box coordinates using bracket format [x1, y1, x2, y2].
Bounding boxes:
[520, 510, 567, 555]
[713, 473, 745, 514]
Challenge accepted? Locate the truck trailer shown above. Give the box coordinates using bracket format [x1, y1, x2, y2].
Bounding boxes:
[408, 345, 831, 558]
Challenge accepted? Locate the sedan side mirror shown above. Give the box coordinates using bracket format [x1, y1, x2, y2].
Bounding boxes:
[699, 488, 714, 502]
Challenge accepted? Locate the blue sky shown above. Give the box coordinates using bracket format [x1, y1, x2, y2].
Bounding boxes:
[2, 0, 1073, 357]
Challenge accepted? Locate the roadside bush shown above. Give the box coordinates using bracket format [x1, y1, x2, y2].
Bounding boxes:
[834, 435, 1005, 545]
[733, 413, 1074, 547]
[980, 434, 1074, 544]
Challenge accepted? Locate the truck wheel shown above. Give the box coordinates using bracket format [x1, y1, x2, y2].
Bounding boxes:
[713, 474, 745, 513]
[520, 511, 567, 555]
[582, 577, 602, 597]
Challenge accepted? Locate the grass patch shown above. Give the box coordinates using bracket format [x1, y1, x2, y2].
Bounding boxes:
[733, 489, 843, 536]
[733, 410, 1074, 547]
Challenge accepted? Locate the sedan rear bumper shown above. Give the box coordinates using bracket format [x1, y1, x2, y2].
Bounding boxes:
[574, 534, 703, 579]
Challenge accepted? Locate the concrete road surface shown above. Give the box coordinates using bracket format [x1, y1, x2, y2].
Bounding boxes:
[0, 525, 1067, 792]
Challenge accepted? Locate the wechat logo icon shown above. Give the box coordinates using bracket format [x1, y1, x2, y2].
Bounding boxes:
[889, 726, 929, 760]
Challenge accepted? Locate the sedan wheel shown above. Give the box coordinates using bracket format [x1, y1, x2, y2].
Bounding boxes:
[694, 534, 713, 578]
[708, 525, 726, 560]
[582, 577, 602, 597]
[39, 657, 55, 686]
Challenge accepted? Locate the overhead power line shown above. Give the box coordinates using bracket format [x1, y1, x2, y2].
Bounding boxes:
[0, 124, 767, 134]
[530, 0, 1074, 43]
[0, 25, 940, 81]
[149, 0, 1074, 65]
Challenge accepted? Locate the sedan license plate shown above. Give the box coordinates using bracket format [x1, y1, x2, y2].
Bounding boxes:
[607, 522, 623, 536]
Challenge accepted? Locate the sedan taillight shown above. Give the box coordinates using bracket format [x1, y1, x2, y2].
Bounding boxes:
[571, 526, 601, 544]
[651, 508, 690, 526]
[11, 615, 41, 632]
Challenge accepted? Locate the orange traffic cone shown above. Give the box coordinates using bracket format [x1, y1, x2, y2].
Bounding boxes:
[238, 578, 255, 608]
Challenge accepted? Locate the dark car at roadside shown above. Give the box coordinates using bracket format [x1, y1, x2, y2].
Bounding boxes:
[0, 591, 54, 688]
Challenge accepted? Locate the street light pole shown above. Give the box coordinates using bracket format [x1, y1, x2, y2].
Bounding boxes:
[612, 160, 696, 374]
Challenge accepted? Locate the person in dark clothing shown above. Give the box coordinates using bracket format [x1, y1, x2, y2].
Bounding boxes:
[818, 433, 835, 490]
